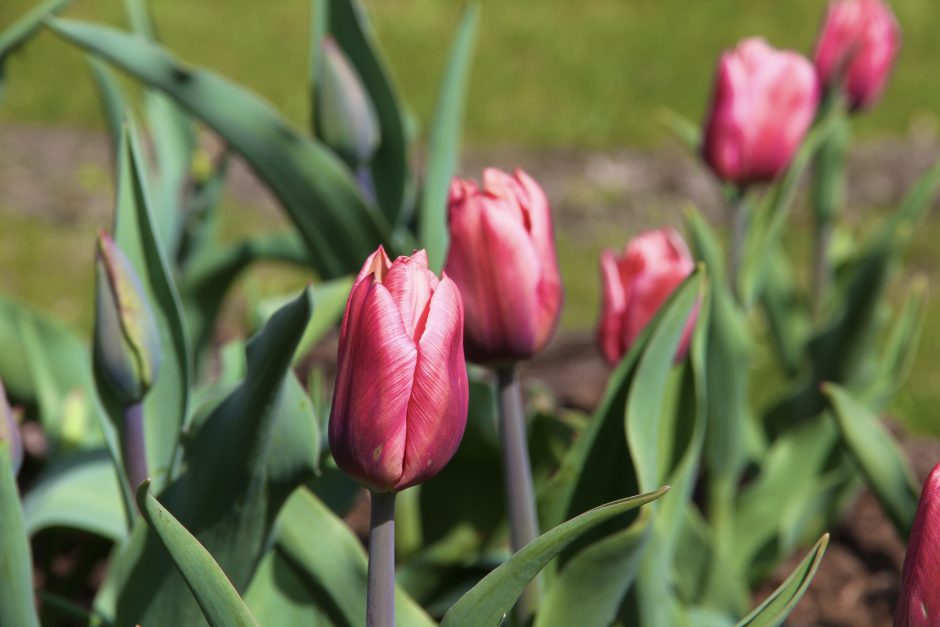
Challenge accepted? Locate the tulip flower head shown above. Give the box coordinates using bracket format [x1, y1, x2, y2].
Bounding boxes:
[0, 381, 23, 476]
[329, 247, 468, 493]
[93, 232, 163, 405]
[895, 462, 940, 626]
[702, 37, 820, 185]
[814, 0, 900, 111]
[597, 228, 697, 366]
[444, 168, 563, 364]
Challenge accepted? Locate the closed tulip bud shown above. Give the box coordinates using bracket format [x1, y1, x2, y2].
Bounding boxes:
[814, 0, 900, 111]
[597, 228, 696, 365]
[895, 462, 940, 626]
[315, 37, 381, 167]
[94, 232, 162, 405]
[329, 247, 468, 493]
[444, 168, 563, 364]
[702, 38, 819, 185]
[0, 381, 23, 476]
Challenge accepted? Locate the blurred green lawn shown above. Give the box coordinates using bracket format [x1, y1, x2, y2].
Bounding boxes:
[2, 0, 940, 145]
[2, 0, 940, 434]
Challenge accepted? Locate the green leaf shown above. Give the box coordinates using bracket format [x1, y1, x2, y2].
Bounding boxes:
[48, 17, 392, 279]
[89, 58, 129, 152]
[440, 487, 669, 627]
[317, 0, 412, 227]
[0, 0, 70, 100]
[181, 231, 311, 354]
[657, 108, 701, 150]
[735, 534, 829, 627]
[96, 289, 317, 626]
[0, 438, 39, 627]
[823, 383, 919, 537]
[277, 487, 435, 627]
[243, 549, 332, 624]
[136, 480, 259, 627]
[0, 294, 102, 452]
[253, 275, 354, 367]
[759, 245, 810, 377]
[684, 205, 725, 282]
[419, 2, 479, 271]
[23, 450, 128, 542]
[98, 122, 192, 492]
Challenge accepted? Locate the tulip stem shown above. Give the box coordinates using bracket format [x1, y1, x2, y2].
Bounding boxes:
[496, 365, 541, 621]
[812, 220, 833, 316]
[367, 490, 397, 627]
[122, 401, 149, 499]
[729, 190, 748, 302]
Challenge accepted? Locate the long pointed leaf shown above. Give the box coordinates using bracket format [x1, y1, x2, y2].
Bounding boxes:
[419, 2, 479, 271]
[824, 383, 918, 537]
[48, 17, 392, 279]
[736, 534, 829, 627]
[136, 481, 259, 627]
[441, 487, 669, 627]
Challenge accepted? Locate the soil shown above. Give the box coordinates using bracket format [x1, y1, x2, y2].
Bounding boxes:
[5, 122, 940, 625]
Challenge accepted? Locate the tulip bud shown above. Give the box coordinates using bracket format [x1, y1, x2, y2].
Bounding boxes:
[0, 381, 23, 476]
[93, 232, 162, 405]
[895, 462, 940, 626]
[329, 247, 468, 493]
[814, 0, 900, 111]
[315, 37, 381, 167]
[444, 168, 563, 364]
[596, 228, 696, 365]
[702, 37, 819, 185]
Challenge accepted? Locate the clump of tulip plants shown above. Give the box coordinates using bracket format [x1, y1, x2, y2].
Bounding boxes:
[0, 0, 937, 625]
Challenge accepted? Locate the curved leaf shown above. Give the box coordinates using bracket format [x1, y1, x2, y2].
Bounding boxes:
[419, 2, 479, 271]
[277, 487, 435, 627]
[96, 289, 316, 626]
[136, 481, 259, 627]
[736, 534, 829, 627]
[0, 439, 39, 627]
[47, 17, 392, 279]
[440, 487, 669, 627]
[824, 383, 918, 537]
[23, 450, 127, 542]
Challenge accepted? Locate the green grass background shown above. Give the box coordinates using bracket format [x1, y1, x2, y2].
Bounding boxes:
[2, 0, 940, 433]
[2, 0, 940, 145]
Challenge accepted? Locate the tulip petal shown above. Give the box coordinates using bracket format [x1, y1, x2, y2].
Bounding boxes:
[397, 278, 468, 490]
[897, 463, 940, 627]
[329, 279, 417, 491]
[383, 255, 439, 341]
[597, 250, 628, 365]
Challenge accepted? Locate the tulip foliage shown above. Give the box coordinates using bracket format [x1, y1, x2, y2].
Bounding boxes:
[0, 0, 937, 626]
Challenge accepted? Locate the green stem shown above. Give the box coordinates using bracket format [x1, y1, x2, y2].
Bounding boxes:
[122, 401, 148, 499]
[367, 490, 397, 627]
[496, 364, 541, 622]
[729, 190, 748, 302]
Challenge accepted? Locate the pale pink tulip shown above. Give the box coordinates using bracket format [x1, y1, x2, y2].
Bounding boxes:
[895, 462, 940, 626]
[597, 228, 696, 365]
[329, 247, 468, 492]
[444, 168, 563, 363]
[814, 0, 900, 111]
[702, 37, 819, 185]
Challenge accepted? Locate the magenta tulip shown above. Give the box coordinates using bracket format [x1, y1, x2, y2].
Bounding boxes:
[329, 247, 468, 493]
[597, 228, 696, 365]
[895, 462, 940, 626]
[702, 37, 820, 185]
[444, 168, 563, 364]
[814, 0, 900, 111]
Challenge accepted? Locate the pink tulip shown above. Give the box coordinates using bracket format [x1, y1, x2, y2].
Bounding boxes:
[814, 0, 900, 111]
[329, 247, 469, 493]
[895, 462, 940, 626]
[597, 228, 696, 365]
[702, 37, 820, 185]
[444, 168, 563, 364]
